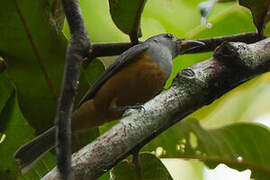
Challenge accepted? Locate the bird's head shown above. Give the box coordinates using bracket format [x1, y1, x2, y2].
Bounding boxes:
[146, 33, 205, 58]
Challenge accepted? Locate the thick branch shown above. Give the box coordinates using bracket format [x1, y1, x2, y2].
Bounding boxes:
[56, 0, 90, 179]
[87, 32, 263, 62]
[43, 38, 270, 180]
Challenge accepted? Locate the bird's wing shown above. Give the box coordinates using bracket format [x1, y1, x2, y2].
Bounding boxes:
[78, 43, 149, 106]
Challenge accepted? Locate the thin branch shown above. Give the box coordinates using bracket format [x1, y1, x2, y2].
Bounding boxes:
[56, 0, 90, 179]
[86, 32, 263, 63]
[88, 42, 134, 59]
[186, 32, 265, 54]
[42, 38, 270, 179]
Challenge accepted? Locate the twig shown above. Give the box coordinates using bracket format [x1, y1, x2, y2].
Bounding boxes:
[42, 38, 270, 180]
[56, 0, 90, 179]
[132, 151, 143, 180]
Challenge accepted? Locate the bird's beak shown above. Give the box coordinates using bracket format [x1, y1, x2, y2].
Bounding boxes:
[178, 39, 205, 54]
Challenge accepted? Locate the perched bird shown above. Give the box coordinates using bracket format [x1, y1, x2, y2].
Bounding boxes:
[14, 33, 204, 173]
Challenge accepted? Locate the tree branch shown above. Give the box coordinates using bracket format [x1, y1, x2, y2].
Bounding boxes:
[87, 32, 263, 62]
[186, 32, 265, 54]
[43, 38, 270, 180]
[56, 0, 90, 179]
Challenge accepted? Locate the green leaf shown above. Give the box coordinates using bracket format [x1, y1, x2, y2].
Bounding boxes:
[98, 172, 110, 180]
[0, 1, 103, 177]
[0, 0, 67, 132]
[0, 76, 56, 179]
[109, 0, 147, 39]
[238, 0, 270, 35]
[0, 74, 13, 114]
[21, 153, 56, 180]
[0, 83, 55, 179]
[111, 153, 173, 180]
[0, 0, 96, 133]
[82, 58, 105, 86]
[144, 118, 270, 179]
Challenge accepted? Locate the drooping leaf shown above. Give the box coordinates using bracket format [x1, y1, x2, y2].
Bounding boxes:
[144, 118, 270, 179]
[111, 153, 173, 180]
[0, 0, 99, 133]
[109, 0, 147, 40]
[0, 1, 103, 178]
[0, 79, 56, 179]
[0, 0, 66, 132]
[238, 0, 270, 35]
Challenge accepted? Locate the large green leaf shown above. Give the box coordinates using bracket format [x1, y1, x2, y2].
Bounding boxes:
[144, 118, 270, 179]
[111, 153, 173, 180]
[0, 0, 104, 131]
[0, 0, 104, 177]
[238, 0, 270, 35]
[109, 0, 147, 38]
[0, 79, 56, 180]
[0, 74, 13, 114]
[0, 0, 67, 132]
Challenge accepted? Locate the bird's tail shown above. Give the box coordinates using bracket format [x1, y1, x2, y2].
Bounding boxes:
[14, 126, 56, 173]
[14, 100, 112, 173]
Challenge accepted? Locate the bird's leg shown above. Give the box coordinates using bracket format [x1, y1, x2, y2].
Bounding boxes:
[109, 98, 145, 112]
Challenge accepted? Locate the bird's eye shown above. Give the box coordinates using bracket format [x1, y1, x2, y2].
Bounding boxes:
[165, 33, 173, 39]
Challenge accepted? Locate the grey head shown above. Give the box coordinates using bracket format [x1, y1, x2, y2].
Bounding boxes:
[145, 33, 205, 59]
[143, 33, 204, 80]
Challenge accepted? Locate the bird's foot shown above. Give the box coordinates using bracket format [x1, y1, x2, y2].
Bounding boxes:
[113, 104, 145, 112]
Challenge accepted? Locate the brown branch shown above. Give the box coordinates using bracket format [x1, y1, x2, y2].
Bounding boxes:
[55, 0, 90, 179]
[186, 32, 265, 54]
[88, 42, 134, 60]
[87, 32, 263, 63]
[42, 38, 270, 180]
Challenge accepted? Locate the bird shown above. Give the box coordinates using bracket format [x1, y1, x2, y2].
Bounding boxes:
[14, 33, 204, 173]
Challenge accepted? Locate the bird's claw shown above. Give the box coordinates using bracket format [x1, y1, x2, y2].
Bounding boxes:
[113, 105, 145, 112]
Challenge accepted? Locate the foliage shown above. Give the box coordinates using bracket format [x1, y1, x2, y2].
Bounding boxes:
[0, 0, 270, 179]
